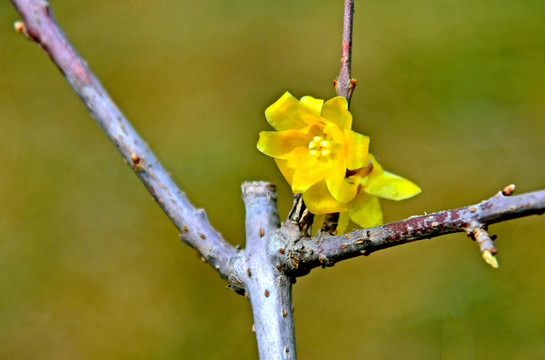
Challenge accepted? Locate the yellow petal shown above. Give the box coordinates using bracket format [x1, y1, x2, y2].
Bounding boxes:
[257, 130, 308, 159]
[299, 96, 324, 117]
[291, 161, 330, 193]
[321, 96, 352, 130]
[344, 130, 370, 170]
[322, 123, 346, 149]
[265, 92, 308, 131]
[337, 211, 351, 235]
[325, 154, 358, 203]
[297, 96, 325, 125]
[363, 170, 421, 201]
[361, 154, 421, 200]
[303, 180, 347, 214]
[274, 159, 295, 185]
[368, 154, 383, 173]
[285, 147, 317, 169]
[348, 192, 383, 229]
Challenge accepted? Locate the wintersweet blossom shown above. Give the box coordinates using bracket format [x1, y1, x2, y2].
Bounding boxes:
[257, 92, 421, 229]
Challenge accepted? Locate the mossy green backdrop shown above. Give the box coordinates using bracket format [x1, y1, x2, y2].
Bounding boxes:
[2, 1, 545, 359]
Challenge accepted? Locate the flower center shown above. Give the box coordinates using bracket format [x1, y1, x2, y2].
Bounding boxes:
[308, 136, 331, 158]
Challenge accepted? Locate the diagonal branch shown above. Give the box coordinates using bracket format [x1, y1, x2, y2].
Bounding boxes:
[278, 187, 545, 275]
[10, 0, 240, 287]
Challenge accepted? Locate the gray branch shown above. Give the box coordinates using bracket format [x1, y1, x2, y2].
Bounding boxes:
[239, 182, 295, 360]
[9, 0, 239, 286]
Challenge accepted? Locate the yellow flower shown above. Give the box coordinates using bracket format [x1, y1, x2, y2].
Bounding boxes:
[257, 92, 421, 229]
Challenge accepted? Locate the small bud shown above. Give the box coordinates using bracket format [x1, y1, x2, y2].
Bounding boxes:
[14, 21, 31, 40]
[14, 21, 25, 33]
[482, 249, 499, 269]
[502, 184, 516, 196]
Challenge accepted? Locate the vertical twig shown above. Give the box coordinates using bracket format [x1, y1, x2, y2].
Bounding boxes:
[334, 0, 356, 103]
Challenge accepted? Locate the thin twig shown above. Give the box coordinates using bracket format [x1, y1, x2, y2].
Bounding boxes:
[10, 0, 240, 287]
[334, 0, 356, 103]
[321, 0, 356, 234]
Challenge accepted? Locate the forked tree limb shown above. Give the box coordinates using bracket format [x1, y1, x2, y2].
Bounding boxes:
[10, 0, 239, 285]
[11, 0, 545, 293]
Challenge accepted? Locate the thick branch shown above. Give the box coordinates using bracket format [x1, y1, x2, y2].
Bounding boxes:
[240, 182, 296, 360]
[279, 188, 545, 275]
[10, 0, 238, 284]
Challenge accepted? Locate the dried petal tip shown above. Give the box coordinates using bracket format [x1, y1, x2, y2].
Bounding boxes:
[502, 184, 516, 196]
[482, 249, 499, 269]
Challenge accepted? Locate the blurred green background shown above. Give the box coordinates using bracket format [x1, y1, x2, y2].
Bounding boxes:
[1, 0, 545, 359]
